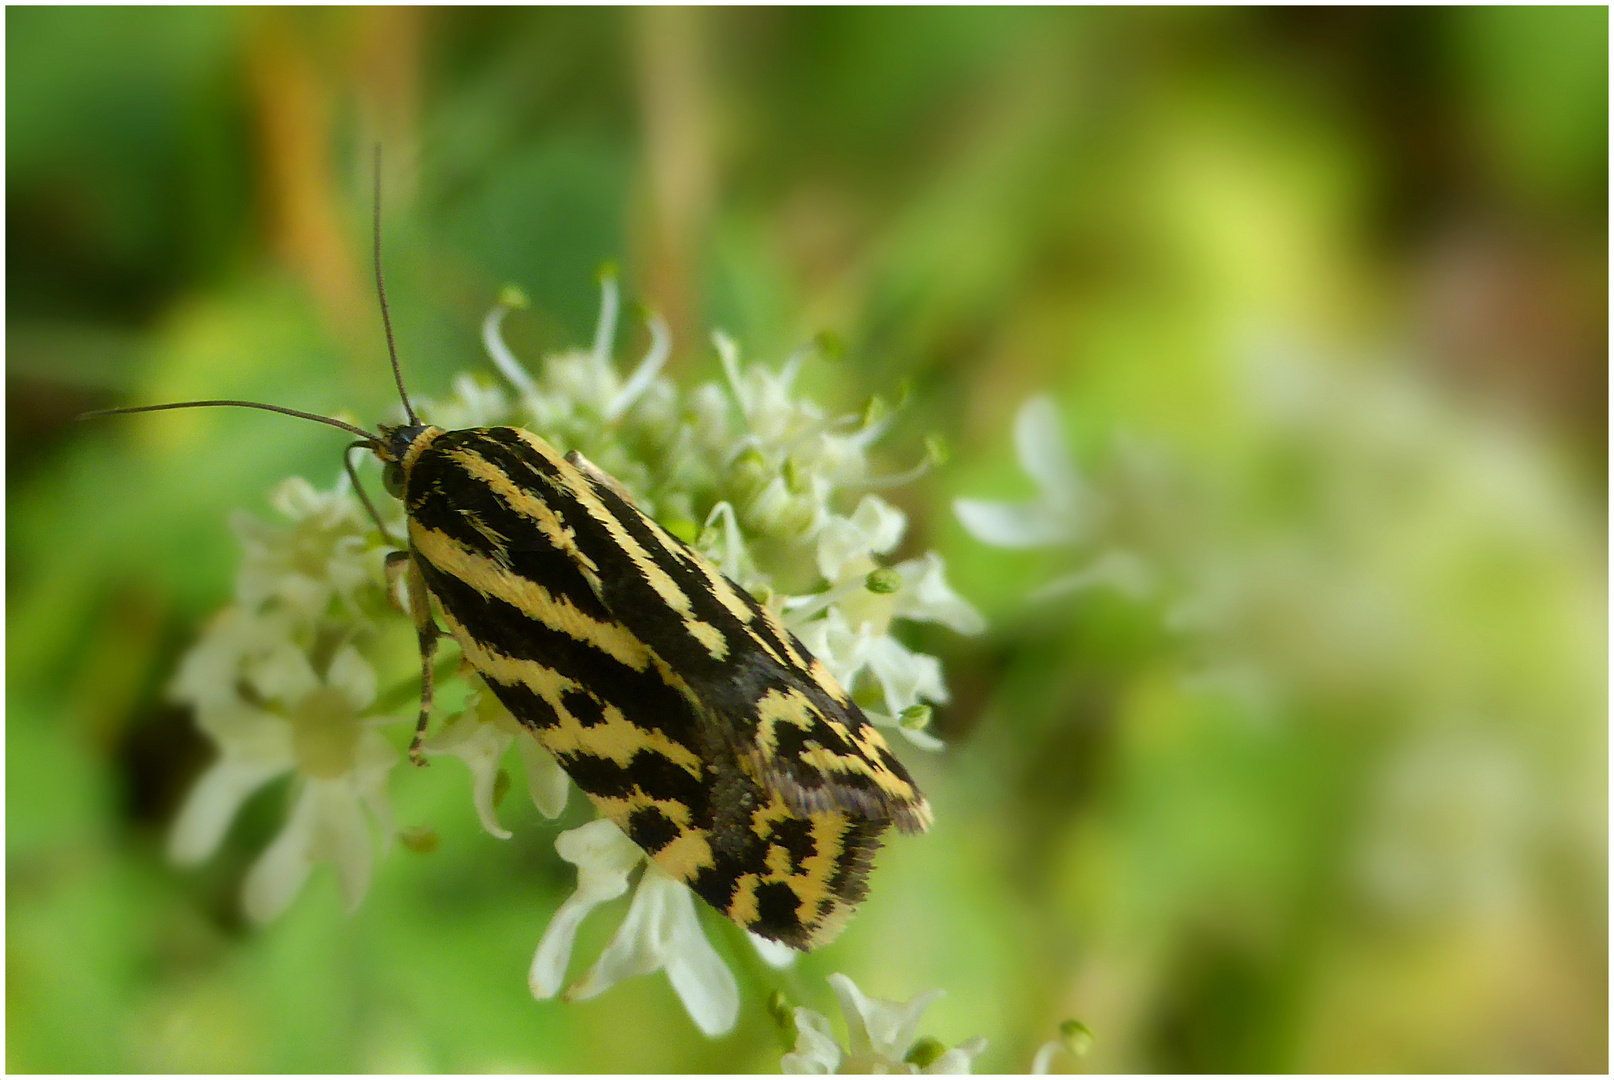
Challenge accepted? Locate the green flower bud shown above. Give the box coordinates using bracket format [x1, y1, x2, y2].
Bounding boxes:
[731, 448, 771, 497]
[785, 455, 811, 494]
[904, 1037, 946, 1069]
[1059, 1019, 1094, 1057]
[899, 704, 933, 731]
[767, 989, 793, 1030]
[925, 433, 949, 467]
[865, 567, 902, 594]
[813, 329, 845, 363]
[498, 284, 530, 310]
[399, 826, 440, 855]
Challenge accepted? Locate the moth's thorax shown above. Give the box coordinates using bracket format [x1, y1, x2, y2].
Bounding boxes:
[373, 423, 444, 471]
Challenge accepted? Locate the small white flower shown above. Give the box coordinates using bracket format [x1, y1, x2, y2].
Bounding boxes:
[529, 819, 739, 1037]
[816, 495, 906, 582]
[716, 331, 824, 446]
[792, 607, 874, 693]
[232, 477, 384, 620]
[169, 623, 401, 922]
[487, 272, 673, 428]
[863, 636, 949, 719]
[954, 394, 1089, 548]
[419, 372, 513, 430]
[887, 553, 987, 635]
[788, 544, 979, 752]
[781, 973, 986, 1074]
[797, 405, 897, 489]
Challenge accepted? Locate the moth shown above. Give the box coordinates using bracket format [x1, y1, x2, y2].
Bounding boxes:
[89, 153, 930, 950]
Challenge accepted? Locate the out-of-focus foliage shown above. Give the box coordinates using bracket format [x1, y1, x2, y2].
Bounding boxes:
[7, 7, 1606, 1073]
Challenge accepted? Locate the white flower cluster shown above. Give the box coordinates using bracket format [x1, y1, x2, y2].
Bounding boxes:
[166, 271, 981, 1039]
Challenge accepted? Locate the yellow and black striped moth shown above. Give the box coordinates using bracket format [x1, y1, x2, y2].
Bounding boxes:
[87, 152, 930, 949]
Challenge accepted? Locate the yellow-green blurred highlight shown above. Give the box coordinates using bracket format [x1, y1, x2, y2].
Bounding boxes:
[7, 7, 1605, 1072]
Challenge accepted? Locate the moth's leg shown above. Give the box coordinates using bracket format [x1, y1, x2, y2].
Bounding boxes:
[388, 549, 439, 767]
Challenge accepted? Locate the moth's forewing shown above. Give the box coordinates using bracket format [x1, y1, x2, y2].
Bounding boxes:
[400, 426, 919, 947]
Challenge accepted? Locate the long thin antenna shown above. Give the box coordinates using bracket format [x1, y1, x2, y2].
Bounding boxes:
[373, 144, 417, 425]
[80, 400, 381, 443]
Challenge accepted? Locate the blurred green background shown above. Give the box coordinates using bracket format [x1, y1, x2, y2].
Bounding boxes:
[7, 6, 1607, 1072]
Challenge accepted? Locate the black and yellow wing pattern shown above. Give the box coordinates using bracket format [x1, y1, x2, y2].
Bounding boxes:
[395, 424, 930, 949]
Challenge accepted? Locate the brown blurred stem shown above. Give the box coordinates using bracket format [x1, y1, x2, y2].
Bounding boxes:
[633, 6, 715, 356]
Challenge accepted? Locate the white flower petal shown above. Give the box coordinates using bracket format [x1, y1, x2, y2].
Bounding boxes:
[924, 1036, 987, 1074]
[269, 476, 322, 520]
[817, 496, 907, 581]
[953, 497, 1079, 549]
[516, 732, 571, 819]
[866, 637, 949, 715]
[591, 271, 621, 371]
[193, 703, 293, 763]
[326, 644, 377, 712]
[699, 501, 752, 582]
[748, 930, 799, 969]
[352, 731, 398, 855]
[891, 723, 947, 752]
[482, 304, 540, 399]
[782, 1008, 844, 1074]
[242, 784, 320, 924]
[1030, 1040, 1062, 1074]
[425, 710, 516, 840]
[892, 553, 985, 635]
[246, 640, 320, 706]
[168, 757, 290, 864]
[1014, 395, 1082, 507]
[316, 781, 375, 912]
[662, 877, 740, 1036]
[794, 607, 873, 690]
[529, 820, 643, 999]
[565, 863, 673, 1001]
[828, 973, 943, 1061]
[605, 309, 671, 421]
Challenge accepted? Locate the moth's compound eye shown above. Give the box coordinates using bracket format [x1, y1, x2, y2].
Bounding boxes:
[382, 462, 406, 500]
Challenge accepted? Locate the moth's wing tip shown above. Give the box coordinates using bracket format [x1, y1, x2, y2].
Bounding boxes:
[749, 751, 932, 833]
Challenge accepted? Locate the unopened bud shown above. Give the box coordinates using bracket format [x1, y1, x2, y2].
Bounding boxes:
[732, 448, 770, 495]
[865, 567, 902, 594]
[899, 704, 933, 731]
[904, 1037, 946, 1069]
[925, 433, 949, 467]
[767, 989, 793, 1030]
[785, 455, 810, 494]
[1059, 1019, 1094, 1057]
[399, 826, 440, 855]
[813, 330, 845, 363]
[498, 284, 530, 310]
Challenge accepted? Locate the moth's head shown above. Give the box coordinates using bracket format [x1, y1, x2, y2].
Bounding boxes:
[373, 423, 436, 499]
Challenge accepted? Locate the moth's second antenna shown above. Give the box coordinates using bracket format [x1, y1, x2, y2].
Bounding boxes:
[373, 145, 418, 425]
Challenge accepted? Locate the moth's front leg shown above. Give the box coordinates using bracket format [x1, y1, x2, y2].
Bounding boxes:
[387, 548, 440, 767]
